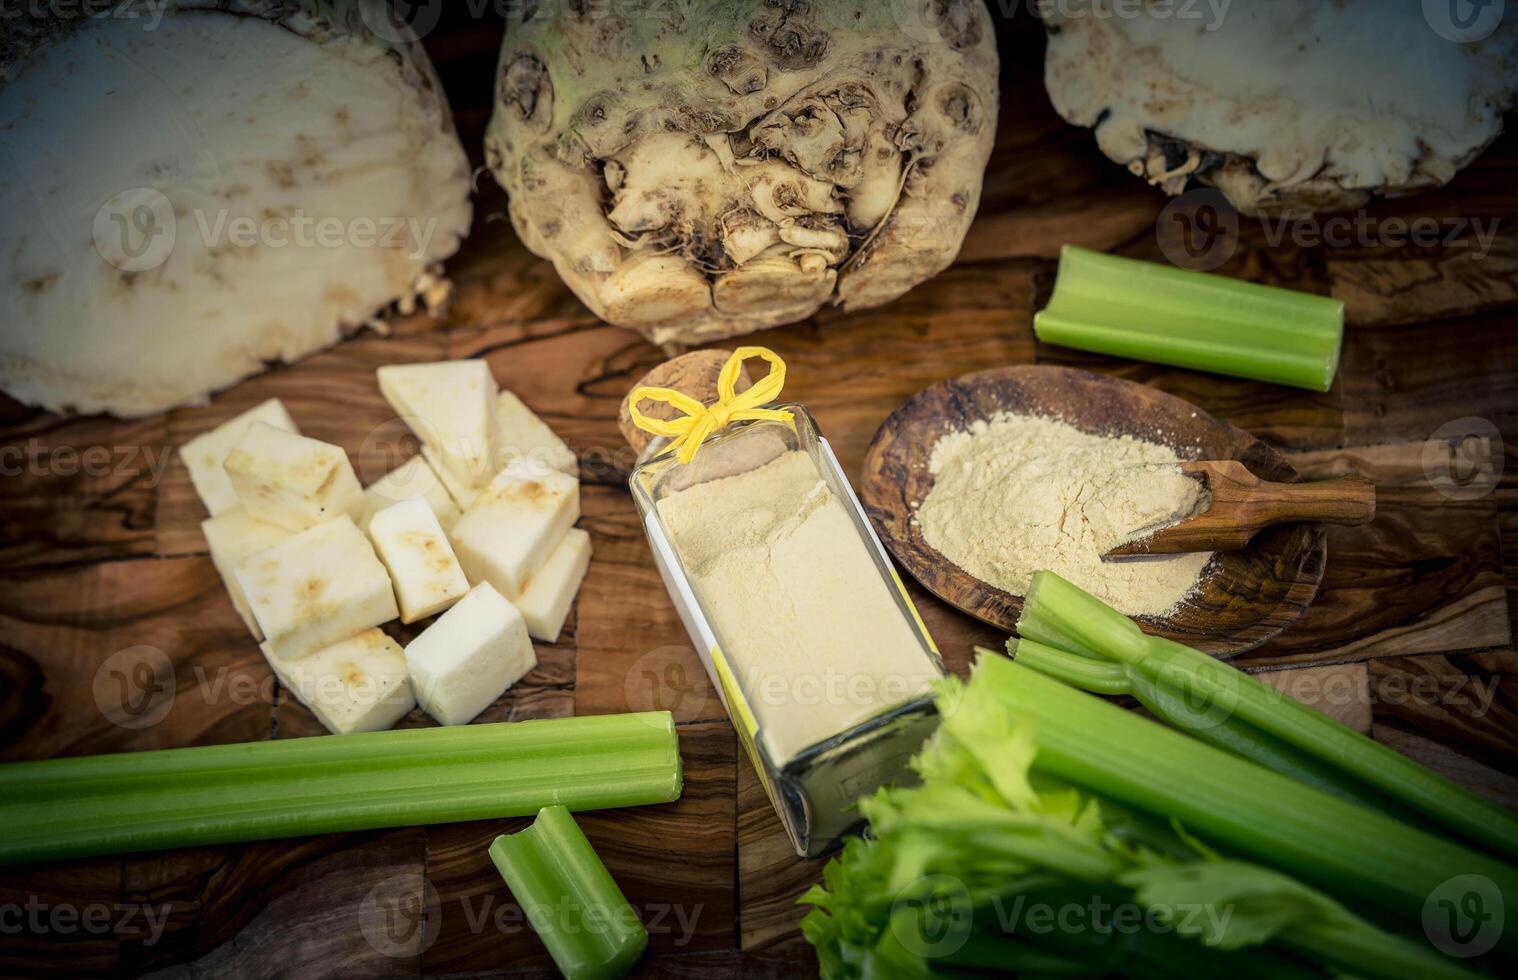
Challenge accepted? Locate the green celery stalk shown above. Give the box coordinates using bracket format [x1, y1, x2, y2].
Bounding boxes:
[1010, 638, 1416, 816]
[1007, 636, 1130, 695]
[490, 805, 648, 980]
[1020, 569, 1518, 861]
[975, 654, 1518, 949]
[0, 713, 682, 865]
[1034, 245, 1344, 391]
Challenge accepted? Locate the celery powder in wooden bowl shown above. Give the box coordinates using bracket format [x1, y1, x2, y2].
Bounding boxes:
[860, 366, 1325, 656]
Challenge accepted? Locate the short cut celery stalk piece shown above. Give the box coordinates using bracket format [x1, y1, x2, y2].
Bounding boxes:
[975, 654, 1518, 951]
[1019, 570, 1518, 862]
[1034, 245, 1345, 391]
[490, 805, 648, 980]
[0, 713, 682, 866]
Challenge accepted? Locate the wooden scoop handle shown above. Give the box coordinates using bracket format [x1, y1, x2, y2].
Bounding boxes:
[1107, 460, 1376, 557]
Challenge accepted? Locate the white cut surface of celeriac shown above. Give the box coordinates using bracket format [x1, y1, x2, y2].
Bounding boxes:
[368, 498, 470, 624]
[1041, 1, 1518, 212]
[377, 360, 499, 496]
[201, 507, 293, 640]
[0, 9, 471, 416]
[265, 628, 415, 735]
[404, 582, 536, 726]
[450, 460, 579, 597]
[225, 422, 365, 532]
[511, 527, 592, 644]
[235, 515, 398, 663]
[496, 390, 578, 477]
[362, 454, 461, 531]
[180, 399, 299, 517]
[423, 444, 480, 511]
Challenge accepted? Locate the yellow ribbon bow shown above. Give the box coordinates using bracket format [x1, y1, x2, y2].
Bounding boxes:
[628, 346, 794, 464]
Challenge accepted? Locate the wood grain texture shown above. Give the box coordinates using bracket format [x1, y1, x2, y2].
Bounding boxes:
[860, 365, 1325, 655]
[1, 8, 1516, 979]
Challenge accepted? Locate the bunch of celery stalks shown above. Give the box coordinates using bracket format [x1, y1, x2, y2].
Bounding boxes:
[802, 571, 1518, 979]
[5, 575, 1515, 980]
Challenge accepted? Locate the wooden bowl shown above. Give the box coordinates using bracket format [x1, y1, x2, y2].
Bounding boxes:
[859, 366, 1325, 657]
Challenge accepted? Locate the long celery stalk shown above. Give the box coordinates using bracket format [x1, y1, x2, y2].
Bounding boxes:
[490, 805, 647, 980]
[977, 655, 1518, 951]
[1034, 246, 1344, 391]
[1011, 638, 1415, 817]
[0, 713, 682, 865]
[1020, 570, 1518, 861]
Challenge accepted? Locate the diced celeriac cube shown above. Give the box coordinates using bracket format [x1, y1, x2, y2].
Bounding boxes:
[449, 460, 579, 597]
[511, 528, 592, 643]
[362, 455, 461, 531]
[201, 508, 292, 640]
[266, 628, 415, 734]
[377, 360, 498, 499]
[496, 389, 577, 477]
[234, 516, 399, 663]
[180, 398, 299, 516]
[404, 582, 536, 726]
[423, 444, 479, 510]
[224, 422, 365, 532]
[369, 498, 470, 624]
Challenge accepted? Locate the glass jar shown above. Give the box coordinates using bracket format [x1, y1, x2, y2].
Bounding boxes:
[629, 403, 945, 857]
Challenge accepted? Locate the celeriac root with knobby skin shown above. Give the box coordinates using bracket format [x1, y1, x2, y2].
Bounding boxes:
[486, 0, 999, 345]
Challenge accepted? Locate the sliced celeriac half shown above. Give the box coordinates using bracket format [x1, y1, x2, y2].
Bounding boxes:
[201, 508, 293, 640]
[266, 628, 415, 735]
[450, 460, 579, 597]
[225, 422, 365, 532]
[496, 389, 577, 476]
[512, 528, 593, 644]
[362, 454, 461, 531]
[369, 498, 470, 624]
[180, 399, 299, 516]
[0, 8, 472, 418]
[377, 360, 499, 497]
[235, 516, 399, 663]
[404, 582, 536, 726]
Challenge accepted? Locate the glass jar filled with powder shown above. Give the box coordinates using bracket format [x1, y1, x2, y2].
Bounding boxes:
[621, 348, 944, 857]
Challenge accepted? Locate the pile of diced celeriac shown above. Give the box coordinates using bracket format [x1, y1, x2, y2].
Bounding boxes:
[181, 361, 591, 735]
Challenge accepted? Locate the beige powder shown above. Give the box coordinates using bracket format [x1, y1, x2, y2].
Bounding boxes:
[916, 413, 1210, 616]
[658, 450, 939, 765]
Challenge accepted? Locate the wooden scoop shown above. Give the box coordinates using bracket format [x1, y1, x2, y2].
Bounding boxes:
[1106, 460, 1376, 558]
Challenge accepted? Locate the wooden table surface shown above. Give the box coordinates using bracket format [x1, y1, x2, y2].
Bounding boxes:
[3, 10, 1516, 979]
